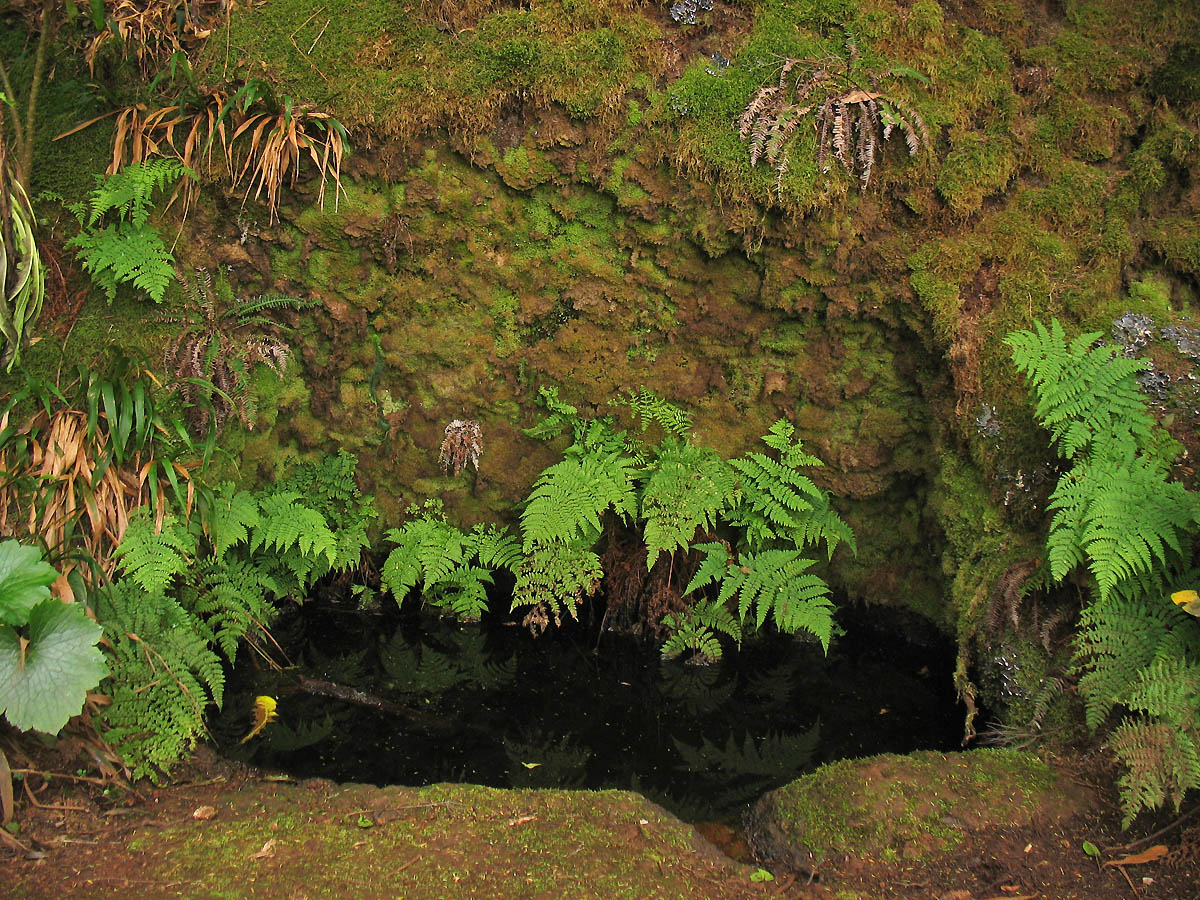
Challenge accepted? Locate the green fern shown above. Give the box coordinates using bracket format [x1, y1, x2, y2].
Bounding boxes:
[1110, 655, 1200, 826]
[660, 599, 742, 662]
[113, 513, 196, 595]
[685, 542, 834, 650]
[521, 449, 637, 552]
[1006, 319, 1156, 461]
[1010, 318, 1200, 824]
[381, 504, 519, 620]
[204, 484, 261, 559]
[66, 161, 194, 303]
[511, 542, 602, 627]
[1074, 585, 1197, 729]
[616, 387, 693, 436]
[96, 580, 225, 779]
[274, 451, 376, 572]
[522, 385, 586, 442]
[728, 420, 855, 558]
[182, 557, 277, 661]
[641, 439, 735, 568]
[1047, 456, 1196, 598]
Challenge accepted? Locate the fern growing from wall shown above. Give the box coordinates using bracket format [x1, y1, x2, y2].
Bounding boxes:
[1008, 318, 1200, 824]
[67, 160, 194, 303]
[463, 388, 855, 659]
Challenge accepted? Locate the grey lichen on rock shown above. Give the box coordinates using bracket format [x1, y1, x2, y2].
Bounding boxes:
[745, 748, 1093, 878]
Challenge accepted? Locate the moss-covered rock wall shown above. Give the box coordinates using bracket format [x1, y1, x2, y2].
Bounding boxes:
[9, 0, 1200, 718]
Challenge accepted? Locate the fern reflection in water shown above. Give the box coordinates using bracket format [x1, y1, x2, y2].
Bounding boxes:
[220, 603, 959, 822]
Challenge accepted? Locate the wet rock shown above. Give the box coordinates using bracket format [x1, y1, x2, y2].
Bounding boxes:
[745, 749, 1093, 880]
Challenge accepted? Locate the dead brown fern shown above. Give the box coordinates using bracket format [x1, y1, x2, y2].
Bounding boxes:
[161, 269, 304, 434]
[738, 34, 930, 195]
[438, 419, 483, 476]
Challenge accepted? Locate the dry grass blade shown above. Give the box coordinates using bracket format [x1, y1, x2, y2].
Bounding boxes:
[85, 0, 223, 77]
[229, 106, 346, 223]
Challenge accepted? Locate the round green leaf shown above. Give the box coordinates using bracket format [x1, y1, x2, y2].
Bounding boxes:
[0, 599, 108, 734]
[0, 540, 58, 627]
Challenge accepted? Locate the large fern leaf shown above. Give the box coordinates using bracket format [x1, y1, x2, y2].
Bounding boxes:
[1048, 457, 1198, 598]
[521, 450, 637, 551]
[511, 543, 602, 623]
[642, 439, 734, 568]
[252, 492, 337, 564]
[204, 484, 261, 559]
[685, 543, 834, 650]
[114, 513, 196, 595]
[1006, 318, 1155, 460]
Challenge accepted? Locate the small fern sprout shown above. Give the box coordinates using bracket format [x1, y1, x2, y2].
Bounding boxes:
[439, 419, 483, 476]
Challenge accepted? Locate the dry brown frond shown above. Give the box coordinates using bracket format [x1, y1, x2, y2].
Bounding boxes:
[438, 419, 483, 476]
[737, 40, 930, 195]
[161, 269, 298, 434]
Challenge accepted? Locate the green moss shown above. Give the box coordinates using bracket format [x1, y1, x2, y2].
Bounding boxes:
[765, 749, 1078, 865]
[208, 0, 662, 140]
[936, 132, 1018, 217]
[496, 145, 559, 190]
[1150, 40, 1200, 104]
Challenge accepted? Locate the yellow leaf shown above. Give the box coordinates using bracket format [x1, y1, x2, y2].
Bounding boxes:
[240, 696, 278, 744]
[1171, 590, 1200, 617]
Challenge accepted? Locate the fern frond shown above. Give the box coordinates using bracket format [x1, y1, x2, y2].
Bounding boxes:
[204, 484, 261, 559]
[466, 523, 523, 571]
[728, 424, 850, 556]
[96, 579, 222, 778]
[252, 492, 337, 565]
[521, 450, 637, 552]
[617, 388, 692, 436]
[1110, 717, 1200, 826]
[114, 513, 196, 595]
[642, 440, 735, 568]
[511, 543, 602, 625]
[661, 600, 742, 662]
[1007, 319, 1155, 460]
[685, 544, 834, 650]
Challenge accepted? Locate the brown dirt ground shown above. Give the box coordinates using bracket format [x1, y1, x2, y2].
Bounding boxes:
[3, 743, 1198, 900]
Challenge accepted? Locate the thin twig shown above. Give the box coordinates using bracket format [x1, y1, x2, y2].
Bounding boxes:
[23, 779, 85, 812]
[1120, 802, 1200, 850]
[10, 769, 132, 790]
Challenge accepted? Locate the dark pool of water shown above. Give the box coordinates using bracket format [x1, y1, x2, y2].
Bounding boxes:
[215, 600, 963, 822]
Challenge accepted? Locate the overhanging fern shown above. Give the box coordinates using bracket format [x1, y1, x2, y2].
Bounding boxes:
[1009, 318, 1200, 823]
[685, 542, 834, 651]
